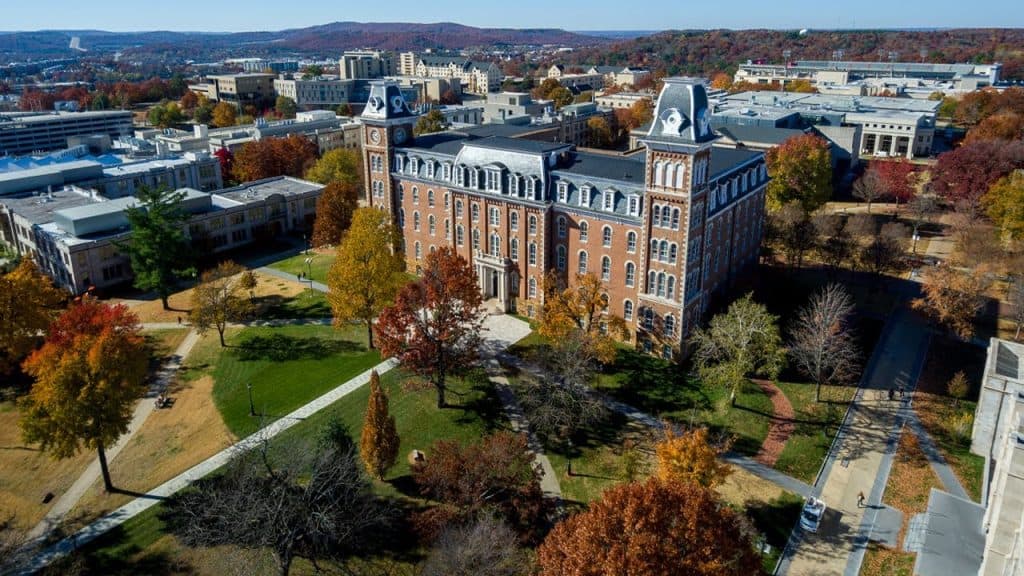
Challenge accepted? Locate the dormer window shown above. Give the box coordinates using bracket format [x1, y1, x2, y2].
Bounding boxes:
[426, 161, 435, 179]
[442, 162, 452, 181]
[557, 181, 568, 203]
[628, 195, 639, 216]
[410, 157, 419, 174]
[456, 166, 466, 186]
[580, 185, 591, 207]
[486, 169, 501, 192]
[394, 155, 404, 172]
[470, 168, 480, 189]
[527, 177, 536, 197]
[509, 174, 520, 196]
[603, 190, 615, 211]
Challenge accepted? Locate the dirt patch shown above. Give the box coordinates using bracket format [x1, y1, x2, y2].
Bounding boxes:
[65, 376, 234, 531]
[113, 271, 312, 324]
[0, 404, 96, 533]
[752, 379, 796, 467]
[716, 465, 787, 507]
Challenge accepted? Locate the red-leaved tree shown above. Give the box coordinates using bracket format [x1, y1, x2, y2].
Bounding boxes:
[932, 140, 1024, 217]
[377, 247, 483, 408]
[872, 158, 917, 213]
[20, 299, 148, 492]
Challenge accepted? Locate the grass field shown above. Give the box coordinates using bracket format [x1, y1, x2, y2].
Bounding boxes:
[774, 381, 857, 483]
[265, 250, 336, 284]
[181, 324, 381, 437]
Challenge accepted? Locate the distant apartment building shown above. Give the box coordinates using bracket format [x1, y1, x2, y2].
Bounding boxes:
[399, 51, 418, 76]
[339, 51, 396, 80]
[0, 151, 222, 197]
[0, 176, 323, 293]
[595, 92, 654, 110]
[245, 60, 299, 74]
[546, 64, 605, 91]
[204, 73, 277, 109]
[733, 60, 1001, 92]
[387, 76, 463, 104]
[408, 54, 501, 94]
[483, 92, 550, 124]
[548, 64, 652, 90]
[0, 110, 133, 156]
[273, 77, 355, 109]
[148, 112, 360, 156]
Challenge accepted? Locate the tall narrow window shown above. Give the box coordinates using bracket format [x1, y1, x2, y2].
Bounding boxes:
[579, 221, 589, 242]
[529, 242, 537, 266]
[624, 300, 634, 321]
[625, 262, 635, 287]
[414, 241, 421, 260]
[669, 243, 678, 264]
[667, 276, 676, 300]
[602, 226, 612, 247]
[671, 208, 680, 230]
[529, 215, 538, 235]
[489, 207, 500, 226]
[627, 231, 637, 253]
[557, 246, 567, 270]
[490, 233, 500, 257]
[601, 256, 611, 281]
[427, 190, 435, 207]
[413, 211, 420, 231]
[664, 314, 675, 337]
[529, 277, 537, 298]
[456, 224, 464, 245]
[557, 216, 567, 238]
[510, 238, 519, 261]
[472, 229, 480, 250]
[652, 205, 661, 227]
[510, 211, 519, 231]
[455, 200, 463, 218]
[656, 272, 666, 297]
[428, 214, 435, 235]
[578, 251, 588, 274]
[472, 203, 480, 222]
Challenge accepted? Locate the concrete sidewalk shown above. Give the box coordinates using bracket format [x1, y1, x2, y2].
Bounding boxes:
[777, 309, 931, 576]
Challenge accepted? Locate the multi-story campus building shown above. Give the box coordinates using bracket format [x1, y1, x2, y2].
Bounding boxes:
[203, 73, 277, 109]
[733, 60, 1002, 92]
[407, 54, 501, 94]
[273, 77, 354, 110]
[360, 79, 767, 356]
[0, 110, 133, 156]
[339, 51, 396, 80]
[0, 176, 322, 293]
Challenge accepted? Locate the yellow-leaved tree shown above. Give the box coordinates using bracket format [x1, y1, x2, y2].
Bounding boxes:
[189, 260, 254, 347]
[655, 426, 732, 489]
[326, 208, 405, 349]
[0, 260, 65, 374]
[359, 370, 399, 480]
[539, 271, 626, 365]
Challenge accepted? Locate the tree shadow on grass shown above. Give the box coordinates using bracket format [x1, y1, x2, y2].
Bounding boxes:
[39, 526, 194, 576]
[600, 348, 701, 417]
[231, 333, 363, 362]
[255, 294, 332, 320]
[746, 493, 804, 549]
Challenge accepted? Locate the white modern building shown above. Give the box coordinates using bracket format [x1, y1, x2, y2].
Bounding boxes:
[0, 110, 133, 156]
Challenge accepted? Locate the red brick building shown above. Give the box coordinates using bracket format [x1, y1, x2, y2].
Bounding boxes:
[360, 79, 767, 357]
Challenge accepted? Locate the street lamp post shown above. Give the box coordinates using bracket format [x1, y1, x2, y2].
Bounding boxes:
[304, 256, 314, 290]
[912, 233, 920, 255]
[247, 383, 255, 416]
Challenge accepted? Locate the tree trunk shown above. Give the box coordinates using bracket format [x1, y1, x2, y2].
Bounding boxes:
[366, 322, 375, 350]
[218, 325, 226, 347]
[161, 294, 170, 310]
[98, 441, 114, 492]
[276, 549, 293, 576]
[815, 381, 821, 403]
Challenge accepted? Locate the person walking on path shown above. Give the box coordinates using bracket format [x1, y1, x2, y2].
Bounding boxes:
[857, 491, 865, 508]
[888, 387, 895, 401]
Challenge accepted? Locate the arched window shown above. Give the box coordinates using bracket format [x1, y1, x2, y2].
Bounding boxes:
[427, 189, 435, 207]
[627, 231, 637, 253]
[445, 218, 450, 239]
[625, 262, 636, 287]
[653, 161, 663, 186]
[455, 199, 463, 218]
[557, 245, 567, 270]
[671, 208, 680, 230]
[578, 250, 589, 274]
[579, 221, 589, 242]
[490, 233, 500, 257]
[398, 208, 405, 228]
[664, 163, 675, 188]
[472, 228, 480, 250]
[601, 256, 611, 281]
[664, 314, 675, 337]
[652, 205, 661, 227]
[674, 162, 685, 188]
[602, 226, 612, 247]
[456, 224, 464, 245]
[656, 272, 666, 297]
[659, 240, 668, 262]
[669, 243, 678, 264]
[529, 242, 537, 266]
[413, 211, 421, 231]
[471, 203, 480, 222]
[529, 215, 538, 235]
[623, 299, 634, 321]
[603, 190, 615, 211]
[643, 307, 654, 330]
[650, 238, 658, 256]
[648, 271, 656, 293]
[412, 187, 419, 204]
[444, 191, 450, 209]
[510, 211, 519, 231]
[489, 206, 500, 226]
[557, 216, 567, 238]
[528, 277, 537, 298]
[414, 241, 421, 260]
[428, 214, 436, 235]
[510, 238, 519, 261]
[667, 276, 676, 300]
[397, 184, 404, 202]
[429, 244, 437, 254]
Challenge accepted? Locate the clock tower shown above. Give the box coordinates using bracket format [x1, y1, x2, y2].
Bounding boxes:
[360, 81, 418, 213]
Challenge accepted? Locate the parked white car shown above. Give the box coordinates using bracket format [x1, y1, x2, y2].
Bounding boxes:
[800, 497, 826, 533]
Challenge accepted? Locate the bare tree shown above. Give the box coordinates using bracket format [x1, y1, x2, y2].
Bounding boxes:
[775, 202, 817, 268]
[789, 284, 861, 402]
[907, 193, 939, 244]
[860, 234, 903, 278]
[165, 420, 392, 576]
[814, 213, 854, 272]
[420, 515, 531, 576]
[852, 168, 885, 213]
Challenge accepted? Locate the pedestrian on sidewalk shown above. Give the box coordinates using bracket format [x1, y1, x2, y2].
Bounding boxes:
[857, 491, 865, 508]
[888, 387, 895, 401]
[899, 386, 905, 399]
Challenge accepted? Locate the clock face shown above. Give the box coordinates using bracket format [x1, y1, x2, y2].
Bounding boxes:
[369, 129, 381, 144]
[393, 127, 408, 145]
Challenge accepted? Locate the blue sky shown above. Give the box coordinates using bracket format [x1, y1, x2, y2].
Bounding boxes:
[2, 0, 1021, 32]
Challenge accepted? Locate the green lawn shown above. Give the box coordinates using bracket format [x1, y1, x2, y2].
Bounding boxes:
[257, 288, 332, 320]
[49, 368, 506, 574]
[183, 323, 381, 437]
[774, 381, 856, 483]
[745, 492, 803, 573]
[593, 348, 773, 456]
[266, 251, 336, 284]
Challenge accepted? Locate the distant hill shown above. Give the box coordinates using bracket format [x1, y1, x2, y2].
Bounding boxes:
[0, 22, 608, 61]
[562, 28, 1024, 81]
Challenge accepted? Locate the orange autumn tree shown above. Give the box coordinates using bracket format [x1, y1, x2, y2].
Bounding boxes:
[359, 370, 399, 480]
[912, 264, 991, 340]
[539, 271, 626, 365]
[655, 426, 732, 489]
[0, 260, 65, 374]
[233, 134, 319, 183]
[537, 477, 761, 576]
[20, 299, 148, 491]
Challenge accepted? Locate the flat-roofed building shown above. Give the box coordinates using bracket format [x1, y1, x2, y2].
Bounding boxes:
[734, 60, 1001, 91]
[273, 77, 355, 110]
[0, 176, 322, 293]
[206, 73, 277, 109]
[0, 110, 133, 156]
[339, 51, 396, 80]
[595, 92, 653, 110]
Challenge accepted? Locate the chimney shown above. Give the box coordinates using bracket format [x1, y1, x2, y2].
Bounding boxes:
[194, 124, 209, 139]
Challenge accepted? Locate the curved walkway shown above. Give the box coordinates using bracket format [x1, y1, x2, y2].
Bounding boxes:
[753, 379, 797, 468]
[22, 313, 530, 575]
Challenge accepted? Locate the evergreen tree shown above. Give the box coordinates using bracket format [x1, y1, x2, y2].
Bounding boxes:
[120, 186, 194, 310]
[359, 370, 399, 480]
